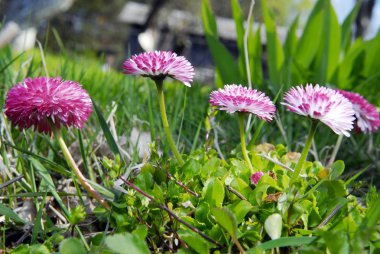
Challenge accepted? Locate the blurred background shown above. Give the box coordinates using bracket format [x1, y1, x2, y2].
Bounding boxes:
[0, 0, 379, 81]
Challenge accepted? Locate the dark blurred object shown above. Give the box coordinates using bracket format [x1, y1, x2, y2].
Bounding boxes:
[0, 0, 74, 51]
[356, 0, 376, 37]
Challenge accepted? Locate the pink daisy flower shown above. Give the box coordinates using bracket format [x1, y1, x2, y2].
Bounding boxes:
[250, 171, 264, 185]
[123, 51, 194, 87]
[4, 77, 92, 134]
[282, 84, 355, 137]
[209, 84, 276, 121]
[337, 90, 380, 133]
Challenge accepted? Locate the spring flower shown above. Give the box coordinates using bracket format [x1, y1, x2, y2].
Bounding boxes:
[123, 51, 194, 87]
[282, 84, 355, 137]
[210, 84, 275, 172]
[250, 171, 264, 185]
[4, 77, 109, 209]
[209, 84, 276, 121]
[337, 90, 380, 133]
[4, 77, 92, 134]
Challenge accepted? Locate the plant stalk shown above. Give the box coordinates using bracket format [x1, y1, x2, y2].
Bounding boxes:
[327, 135, 344, 167]
[121, 178, 223, 248]
[289, 120, 318, 185]
[154, 79, 184, 166]
[52, 126, 110, 209]
[239, 113, 253, 172]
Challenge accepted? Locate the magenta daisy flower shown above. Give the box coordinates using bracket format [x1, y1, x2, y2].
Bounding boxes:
[123, 51, 194, 87]
[209, 84, 276, 121]
[337, 90, 380, 133]
[282, 84, 355, 137]
[250, 171, 264, 185]
[4, 77, 92, 134]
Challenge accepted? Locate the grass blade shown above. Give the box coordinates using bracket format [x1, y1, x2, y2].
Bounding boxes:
[92, 99, 121, 157]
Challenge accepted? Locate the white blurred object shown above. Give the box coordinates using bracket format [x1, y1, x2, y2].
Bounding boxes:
[366, 0, 380, 39]
[0, 0, 74, 51]
[331, 0, 355, 23]
[264, 213, 283, 240]
[12, 27, 38, 52]
[138, 28, 159, 52]
[130, 127, 152, 159]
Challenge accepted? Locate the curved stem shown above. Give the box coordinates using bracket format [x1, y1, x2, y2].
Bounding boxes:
[327, 135, 344, 167]
[154, 79, 184, 166]
[52, 127, 110, 210]
[239, 113, 253, 173]
[289, 120, 318, 185]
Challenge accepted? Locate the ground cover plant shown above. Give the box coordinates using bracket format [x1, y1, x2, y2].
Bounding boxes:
[1, 0, 380, 253]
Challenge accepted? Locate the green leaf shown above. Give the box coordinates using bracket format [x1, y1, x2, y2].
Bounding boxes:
[201, 0, 242, 87]
[321, 231, 349, 254]
[0, 202, 27, 224]
[105, 233, 150, 254]
[294, 0, 324, 69]
[29, 158, 69, 217]
[228, 200, 253, 224]
[212, 207, 238, 240]
[178, 229, 211, 254]
[329, 160, 345, 180]
[361, 194, 380, 229]
[231, 0, 246, 80]
[249, 26, 263, 86]
[132, 225, 148, 240]
[92, 99, 121, 156]
[202, 177, 225, 207]
[261, 0, 284, 86]
[313, 0, 340, 82]
[341, 0, 362, 53]
[59, 238, 86, 254]
[336, 39, 365, 88]
[283, 16, 299, 85]
[249, 236, 317, 251]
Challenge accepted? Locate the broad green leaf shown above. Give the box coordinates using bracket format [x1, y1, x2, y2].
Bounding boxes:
[363, 31, 380, 77]
[294, 0, 324, 69]
[228, 200, 253, 223]
[361, 194, 380, 228]
[105, 233, 150, 254]
[212, 207, 238, 240]
[283, 16, 299, 85]
[341, 0, 362, 53]
[202, 177, 225, 207]
[322, 231, 349, 254]
[60, 238, 86, 254]
[249, 26, 263, 86]
[261, 0, 284, 86]
[132, 225, 148, 240]
[249, 236, 317, 251]
[336, 38, 365, 88]
[0, 202, 27, 224]
[201, 0, 242, 87]
[178, 229, 212, 254]
[329, 160, 345, 180]
[313, 0, 340, 82]
[231, 0, 247, 80]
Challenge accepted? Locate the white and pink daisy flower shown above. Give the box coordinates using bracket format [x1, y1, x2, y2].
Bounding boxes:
[4, 77, 92, 134]
[123, 51, 194, 87]
[209, 84, 276, 121]
[282, 84, 355, 137]
[337, 90, 380, 133]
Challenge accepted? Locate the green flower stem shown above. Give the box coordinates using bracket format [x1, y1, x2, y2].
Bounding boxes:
[289, 120, 318, 185]
[52, 126, 110, 210]
[154, 79, 185, 166]
[239, 113, 253, 172]
[327, 135, 344, 167]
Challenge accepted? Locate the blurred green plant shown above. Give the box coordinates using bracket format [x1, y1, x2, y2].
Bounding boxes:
[201, 0, 379, 107]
